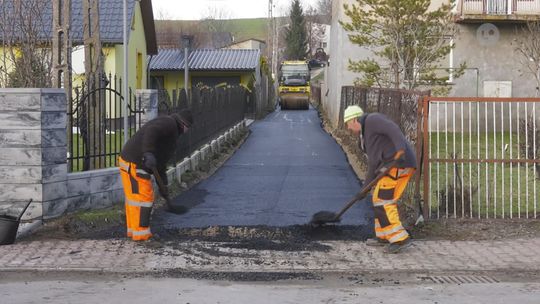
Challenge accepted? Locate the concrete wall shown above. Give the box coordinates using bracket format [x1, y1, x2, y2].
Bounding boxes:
[324, 0, 373, 128]
[451, 23, 539, 98]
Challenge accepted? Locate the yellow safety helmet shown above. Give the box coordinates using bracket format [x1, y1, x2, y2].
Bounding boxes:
[343, 105, 364, 124]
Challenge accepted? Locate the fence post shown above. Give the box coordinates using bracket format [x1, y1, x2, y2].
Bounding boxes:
[0, 88, 68, 223]
[136, 89, 158, 125]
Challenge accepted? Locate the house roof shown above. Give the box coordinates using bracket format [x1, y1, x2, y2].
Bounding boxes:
[150, 49, 261, 71]
[1, 0, 157, 54]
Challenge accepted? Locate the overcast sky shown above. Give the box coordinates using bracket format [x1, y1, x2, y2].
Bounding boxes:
[152, 0, 320, 20]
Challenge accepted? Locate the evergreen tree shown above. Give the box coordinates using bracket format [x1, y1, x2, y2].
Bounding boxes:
[284, 0, 308, 60]
[341, 0, 465, 91]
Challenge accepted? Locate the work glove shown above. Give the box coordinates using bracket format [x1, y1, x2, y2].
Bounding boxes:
[142, 152, 157, 170]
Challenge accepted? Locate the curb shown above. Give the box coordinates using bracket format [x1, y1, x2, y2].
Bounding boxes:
[166, 119, 248, 186]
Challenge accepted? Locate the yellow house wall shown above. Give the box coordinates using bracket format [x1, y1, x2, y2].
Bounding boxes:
[151, 70, 255, 97]
[111, 2, 148, 91]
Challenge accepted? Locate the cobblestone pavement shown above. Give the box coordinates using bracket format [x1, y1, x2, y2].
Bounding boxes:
[1, 237, 540, 274]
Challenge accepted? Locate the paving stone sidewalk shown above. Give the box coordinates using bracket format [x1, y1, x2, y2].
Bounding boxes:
[1, 237, 540, 274]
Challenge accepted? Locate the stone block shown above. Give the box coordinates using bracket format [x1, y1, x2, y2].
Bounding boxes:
[42, 181, 67, 201]
[41, 129, 67, 148]
[200, 144, 211, 161]
[90, 191, 114, 209]
[0, 91, 40, 111]
[64, 195, 92, 213]
[0, 166, 41, 184]
[40, 90, 66, 112]
[0, 148, 41, 166]
[175, 158, 191, 183]
[0, 112, 41, 130]
[210, 140, 219, 155]
[41, 112, 66, 130]
[42, 164, 67, 183]
[90, 170, 122, 193]
[218, 135, 226, 145]
[66, 175, 92, 197]
[19, 200, 42, 221]
[190, 151, 201, 171]
[111, 189, 124, 204]
[166, 167, 175, 185]
[43, 198, 69, 220]
[0, 130, 41, 148]
[0, 184, 41, 201]
[42, 147, 67, 165]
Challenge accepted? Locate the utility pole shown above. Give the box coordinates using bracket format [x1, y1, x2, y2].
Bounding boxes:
[83, 0, 105, 169]
[52, 0, 72, 98]
[182, 35, 192, 105]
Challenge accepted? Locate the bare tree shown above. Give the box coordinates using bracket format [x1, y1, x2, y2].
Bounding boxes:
[305, 5, 327, 56]
[0, 0, 52, 88]
[514, 21, 540, 96]
[155, 7, 173, 21]
[316, 0, 332, 24]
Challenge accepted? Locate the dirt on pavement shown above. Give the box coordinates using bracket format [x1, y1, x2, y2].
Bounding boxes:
[20, 112, 540, 249]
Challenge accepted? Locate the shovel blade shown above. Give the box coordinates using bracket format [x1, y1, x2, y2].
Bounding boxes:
[310, 211, 340, 226]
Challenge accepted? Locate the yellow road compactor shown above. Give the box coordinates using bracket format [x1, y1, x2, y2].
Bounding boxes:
[278, 60, 310, 110]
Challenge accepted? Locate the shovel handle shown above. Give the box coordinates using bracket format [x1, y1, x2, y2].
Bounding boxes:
[333, 152, 405, 220]
[17, 199, 33, 222]
[150, 167, 170, 202]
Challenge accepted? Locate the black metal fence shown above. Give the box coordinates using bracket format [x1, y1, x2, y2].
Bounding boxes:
[68, 73, 143, 172]
[158, 85, 248, 165]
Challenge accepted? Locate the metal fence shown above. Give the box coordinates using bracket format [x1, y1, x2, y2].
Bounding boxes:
[158, 85, 247, 165]
[68, 73, 143, 172]
[421, 97, 540, 219]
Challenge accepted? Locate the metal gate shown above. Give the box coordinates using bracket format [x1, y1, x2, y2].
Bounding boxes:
[420, 96, 540, 219]
[68, 73, 143, 172]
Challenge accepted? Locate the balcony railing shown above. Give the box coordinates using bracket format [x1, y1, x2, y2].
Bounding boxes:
[458, 0, 540, 21]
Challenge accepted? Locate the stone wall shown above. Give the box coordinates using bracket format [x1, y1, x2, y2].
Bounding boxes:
[0, 89, 67, 221]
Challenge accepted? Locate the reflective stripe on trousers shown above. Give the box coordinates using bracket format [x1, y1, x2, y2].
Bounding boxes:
[119, 157, 154, 241]
[372, 167, 415, 244]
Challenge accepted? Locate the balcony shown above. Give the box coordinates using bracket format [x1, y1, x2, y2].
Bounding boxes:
[456, 0, 540, 23]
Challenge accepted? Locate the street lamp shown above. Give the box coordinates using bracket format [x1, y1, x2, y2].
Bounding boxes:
[123, 0, 128, 144]
[182, 35, 193, 103]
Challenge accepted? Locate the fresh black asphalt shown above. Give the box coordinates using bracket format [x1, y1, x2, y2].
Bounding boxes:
[157, 107, 372, 228]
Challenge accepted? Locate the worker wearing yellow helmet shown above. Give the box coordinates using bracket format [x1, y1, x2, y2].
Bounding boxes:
[344, 105, 417, 254]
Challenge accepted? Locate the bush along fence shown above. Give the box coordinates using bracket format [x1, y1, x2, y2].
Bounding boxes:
[0, 87, 248, 224]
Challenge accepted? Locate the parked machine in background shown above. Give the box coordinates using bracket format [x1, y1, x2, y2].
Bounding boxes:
[278, 60, 310, 110]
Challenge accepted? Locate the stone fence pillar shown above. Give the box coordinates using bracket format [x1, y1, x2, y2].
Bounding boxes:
[136, 89, 158, 126]
[0, 89, 67, 221]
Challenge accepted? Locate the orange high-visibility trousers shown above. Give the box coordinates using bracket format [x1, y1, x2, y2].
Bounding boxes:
[372, 167, 415, 244]
[119, 157, 154, 241]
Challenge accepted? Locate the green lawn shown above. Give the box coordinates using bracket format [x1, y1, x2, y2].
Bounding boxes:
[426, 132, 539, 219]
[68, 129, 135, 172]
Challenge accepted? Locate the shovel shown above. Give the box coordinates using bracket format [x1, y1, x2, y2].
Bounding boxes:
[310, 151, 404, 226]
[150, 167, 188, 214]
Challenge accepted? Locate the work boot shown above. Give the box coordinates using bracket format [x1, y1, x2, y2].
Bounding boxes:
[365, 238, 388, 246]
[384, 238, 413, 254]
